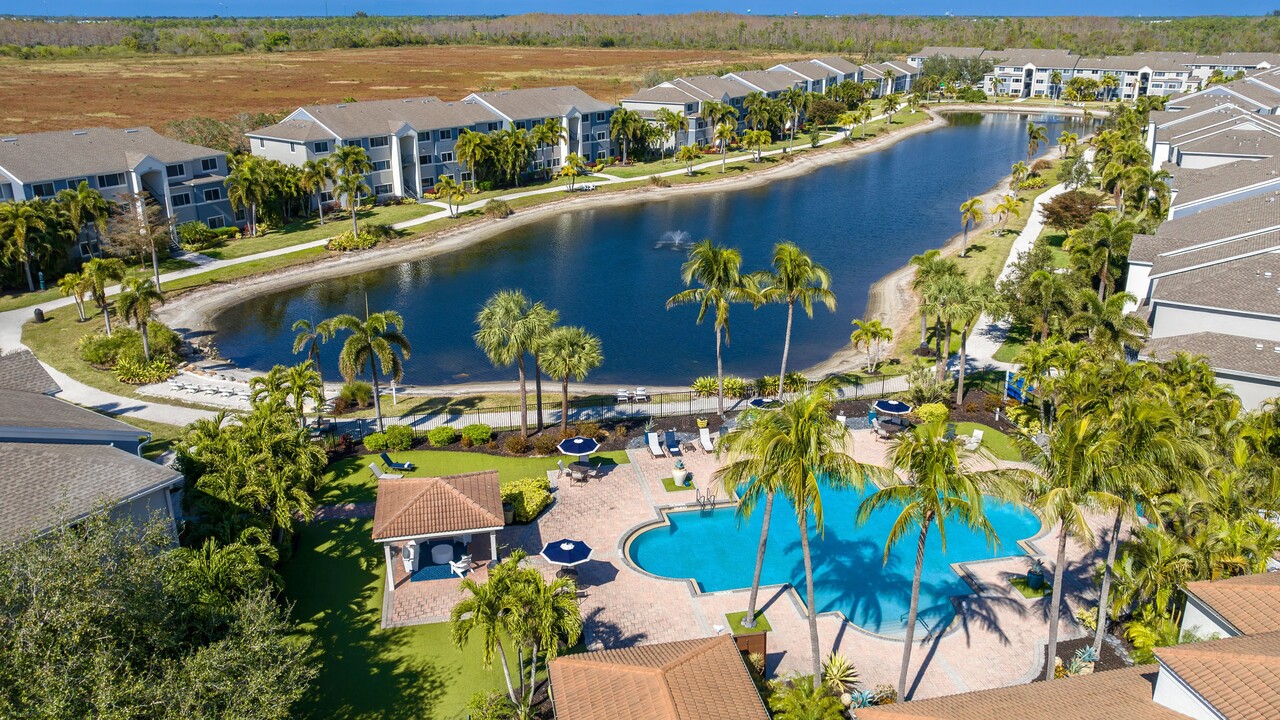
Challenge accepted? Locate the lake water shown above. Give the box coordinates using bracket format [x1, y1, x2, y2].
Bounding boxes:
[210, 112, 1091, 386]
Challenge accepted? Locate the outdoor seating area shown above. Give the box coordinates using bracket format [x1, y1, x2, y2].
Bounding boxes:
[616, 387, 650, 403]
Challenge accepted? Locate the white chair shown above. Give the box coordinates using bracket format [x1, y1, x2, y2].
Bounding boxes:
[699, 426, 715, 452]
[836, 413, 847, 429]
[369, 462, 403, 480]
[616, 388, 630, 403]
[401, 541, 417, 574]
[646, 431, 664, 458]
[558, 460, 586, 485]
[449, 559, 470, 577]
[634, 387, 650, 402]
[964, 429, 985, 451]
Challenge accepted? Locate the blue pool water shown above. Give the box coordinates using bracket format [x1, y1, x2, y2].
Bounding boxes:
[627, 483, 1042, 636]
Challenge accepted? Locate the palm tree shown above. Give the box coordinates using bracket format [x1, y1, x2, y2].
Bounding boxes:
[433, 175, 465, 217]
[701, 100, 739, 136]
[780, 87, 807, 151]
[0, 201, 48, 292]
[1058, 131, 1079, 156]
[859, 421, 1017, 698]
[713, 121, 737, 173]
[540, 326, 603, 432]
[850, 319, 894, 372]
[908, 249, 959, 355]
[525, 303, 559, 432]
[1009, 161, 1030, 192]
[857, 104, 874, 138]
[1068, 212, 1138, 300]
[1026, 123, 1049, 162]
[494, 127, 535, 187]
[332, 309, 411, 432]
[756, 242, 836, 399]
[56, 180, 109, 254]
[881, 92, 902, 124]
[529, 119, 567, 179]
[82, 257, 126, 336]
[248, 364, 289, 406]
[1100, 73, 1119, 101]
[992, 194, 1021, 234]
[299, 159, 337, 224]
[330, 145, 373, 237]
[57, 271, 89, 322]
[1016, 413, 1117, 681]
[226, 155, 268, 237]
[1025, 269, 1075, 341]
[283, 360, 324, 425]
[666, 239, 754, 417]
[333, 172, 371, 237]
[675, 144, 701, 176]
[959, 197, 984, 257]
[512, 559, 583, 707]
[744, 91, 771, 130]
[768, 675, 845, 720]
[1067, 290, 1148, 357]
[743, 129, 771, 161]
[609, 108, 643, 165]
[291, 317, 336, 400]
[951, 280, 999, 404]
[474, 290, 546, 438]
[652, 108, 682, 160]
[451, 553, 523, 703]
[836, 110, 857, 138]
[115, 276, 164, 360]
[454, 130, 489, 192]
[1050, 70, 1063, 102]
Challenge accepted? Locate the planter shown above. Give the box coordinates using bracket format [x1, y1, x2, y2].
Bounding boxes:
[503, 503, 515, 524]
[673, 468, 691, 487]
[1026, 569, 1045, 590]
[696, 417, 708, 429]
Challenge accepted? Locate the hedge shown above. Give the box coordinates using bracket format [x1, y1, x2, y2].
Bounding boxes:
[502, 476, 553, 523]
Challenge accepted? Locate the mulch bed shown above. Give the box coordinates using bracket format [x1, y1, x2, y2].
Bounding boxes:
[1033, 635, 1133, 682]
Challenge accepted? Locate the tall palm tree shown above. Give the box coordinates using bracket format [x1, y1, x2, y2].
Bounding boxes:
[652, 108, 682, 160]
[494, 127, 535, 187]
[57, 271, 89, 322]
[908, 249, 952, 354]
[959, 197, 984, 258]
[291, 317, 336, 400]
[609, 108, 644, 164]
[666, 239, 754, 416]
[850, 319, 894, 372]
[0, 201, 47, 292]
[713, 121, 737, 173]
[433, 175, 465, 217]
[1058, 131, 1079, 156]
[333, 171, 371, 237]
[332, 309, 411, 432]
[1100, 73, 1119, 101]
[675, 144, 701, 176]
[1009, 161, 1030, 192]
[529, 119, 567, 179]
[951, 279, 999, 404]
[1025, 269, 1075, 341]
[474, 290, 545, 437]
[56, 180, 110, 254]
[756, 242, 836, 398]
[744, 91, 771, 130]
[859, 421, 1017, 698]
[881, 92, 902, 124]
[454, 130, 489, 192]
[82, 256, 126, 336]
[857, 104, 874, 138]
[701, 100, 739, 137]
[1068, 212, 1138, 300]
[299, 158, 337, 224]
[1026, 123, 1049, 162]
[512, 562, 583, 707]
[226, 155, 268, 237]
[248, 364, 290, 406]
[1050, 70, 1063, 102]
[450, 553, 523, 703]
[780, 87, 807, 151]
[1067, 290, 1148, 356]
[282, 360, 324, 426]
[540, 325, 603, 432]
[115, 276, 164, 360]
[743, 129, 772, 161]
[526, 303, 559, 432]
[992, 194, 1021, 234]
[1016, 413, 1117, 681]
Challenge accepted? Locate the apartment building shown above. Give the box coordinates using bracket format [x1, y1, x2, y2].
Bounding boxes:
[861, 61, 920, 96]
[248, 86, 614, 201]
[0, 127, 232, 257]
[619, 74, 757, 148]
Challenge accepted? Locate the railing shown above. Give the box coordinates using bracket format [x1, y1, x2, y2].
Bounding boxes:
[900, 612, 935, 643]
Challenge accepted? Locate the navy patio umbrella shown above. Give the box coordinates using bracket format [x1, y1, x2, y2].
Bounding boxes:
[873, 399, 913, 415]
[541, 538, 594, 567]
[558, 436, 600, 463]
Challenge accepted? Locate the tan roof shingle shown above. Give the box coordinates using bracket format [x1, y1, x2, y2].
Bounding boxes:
[1184, 572, 1280, 635]
[371, 470, 503, 540]
[1156, 630, 1280, 720]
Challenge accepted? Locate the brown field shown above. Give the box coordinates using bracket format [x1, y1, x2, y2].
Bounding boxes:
[0, 45, 801, 133]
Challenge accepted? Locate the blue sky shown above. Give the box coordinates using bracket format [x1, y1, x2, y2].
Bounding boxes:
[3, 1, 1273, 17]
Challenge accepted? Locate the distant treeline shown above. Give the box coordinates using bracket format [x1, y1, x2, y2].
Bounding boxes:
[1, 13, 1278, 59]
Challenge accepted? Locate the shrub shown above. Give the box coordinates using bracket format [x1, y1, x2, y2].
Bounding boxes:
[531, 433, 559, 455]
[460, 423, 493, 446]
[957, 87, 988, 102]
[614, 424, 628, 438]
[782, 371, 808, 393]
[916, 402, 949, 424]
[463, 690, 516, 720]
[113, 356, 176, 385]
[501, 476, 553, 523]
[754, 375, 780, 397]
[504, 434, 531, 455]
[1030, 158, 1053, 174]
[78, 323, 180, 368]
[483, 199, 513, 219]
[78, 330, 132, 366]
[176, 221, 224, 251]
[326, 229, 379, 252]
[339, 381, 373, 409]
[871, 684, 898, 705]
[690, 376, 719, 397]
[647, 175, 670, 188]
[364, 222, 396, 240]
[363, 432, 388, 452]
[806, 97, 845, 127]
[384, 424, 414, 450]
[722, 376, 751, 399]
[426, 426, 457, 447]
[809, 130, 821, 147]
[573, 422, 602, 440]
[1018, 176, 1048, 190]
[211, 226, 241, 240]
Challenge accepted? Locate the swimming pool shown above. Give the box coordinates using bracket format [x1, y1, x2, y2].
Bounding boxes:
[626, 484, 1042, 637]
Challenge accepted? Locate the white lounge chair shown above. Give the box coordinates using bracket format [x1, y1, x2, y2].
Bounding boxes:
[449, 559, 470, 577]
[699, 426, 715, 452]
[616, 388, 630, 403]
[369, 461, 403, 480]
[964, 429, 985, 451]
[634, 387, 650, 402]
[646, 431, 664, 458]
[836, 413, 847, 428]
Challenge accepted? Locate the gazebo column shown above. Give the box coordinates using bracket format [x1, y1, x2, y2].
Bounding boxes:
[384, 544, 394, 593]
[490, 532, 498, 561]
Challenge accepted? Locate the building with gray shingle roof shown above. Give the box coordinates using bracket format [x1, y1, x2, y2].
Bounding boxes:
[0, 350, 59, 396]
[0, 388, 151, 453]
[725, 69, 805, 96]
[1167, 158, 1280, 218]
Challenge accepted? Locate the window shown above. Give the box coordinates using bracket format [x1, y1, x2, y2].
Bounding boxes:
[79, 242, 93, 258]
[203, 187, 223, 202]
[369, 136, 389, 148]
[31, 182, 55, 198]
[258, 138, 265, 148]
[417, 131, 431, 143]
[373, 160, 391, 171]
[419, 154, 434, 165]
[96, 173, 125, 188]
[687, 103, 696, 113]
[171, 192, 192, 207]
[550, 158, 560, 168]
[439, 129, 453, 140]
[439, 151, 455, 163]
[319, 191, 333, 203]
[234, 208, 245, 222]
[201, 157, 219, 172]
[595, 151, 606, 160]
[345, 139, 361, 147]
[289, 142, 297, 153]
[595, 131, 607, 141]
[165, 163, 185, 178]
[0, 184, 12, 201]
[461, 172, 472, 182]
[595, 113, 606, 122]
[374, 183, 392, 195]
[207, 216, 225, 229]
[421, 178, 435, 192]
[487, 122, 500, 132]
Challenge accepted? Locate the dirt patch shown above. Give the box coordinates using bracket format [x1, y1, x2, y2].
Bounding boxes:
[0, 45, 799, 133]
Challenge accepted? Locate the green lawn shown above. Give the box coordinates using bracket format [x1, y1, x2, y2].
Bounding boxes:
[281, 518, 517, 720]
[726, 610, 772, 634]
[956, 421, 1021, 462]
[319, 449, 631, 506]
[1040, 229, 1071, 269]
[992, 323, 1033, 364]
[203, 204, 438, 260]
[1009, 575, 1051, 598]
[661, 477, 693, 492]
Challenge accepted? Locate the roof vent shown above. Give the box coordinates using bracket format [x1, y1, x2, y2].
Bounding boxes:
[336, 104, 347, 108]
[1267, 272, 1274, 278]
[1257, 342, 1265, 350]
[0, 138, 14, 143]
[124, 129, 139, 133]
[72, 130, 87, 136]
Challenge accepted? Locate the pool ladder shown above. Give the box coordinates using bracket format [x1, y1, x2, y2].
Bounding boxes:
[695, 490, 717, 511]
[900, 613, 935, 643]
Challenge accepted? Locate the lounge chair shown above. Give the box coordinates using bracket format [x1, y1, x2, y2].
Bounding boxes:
[616, 388, 630, 403]
[646, 432, 664, 458]
[634, 387, 650, 402]
[699, 426, 715, 452]
[380, 452, 415, 472]
[369, 461, 403, 480]
[449, 554, 473, 578]
[964, 428, 985, 451]
[664, 430, 683, 456]
[836, 413, 847, 428]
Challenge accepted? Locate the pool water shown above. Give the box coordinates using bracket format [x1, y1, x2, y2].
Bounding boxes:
[627, 483, 1041, 636]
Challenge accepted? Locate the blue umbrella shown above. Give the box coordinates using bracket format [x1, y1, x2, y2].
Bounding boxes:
[541, 538, 593, 567]
[873, 399, 913, 415]
[558, 436, 600, 463]
[749, 398, 781, 409]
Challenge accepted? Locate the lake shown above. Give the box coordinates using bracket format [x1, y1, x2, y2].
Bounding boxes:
[210, 111, 1091, 386]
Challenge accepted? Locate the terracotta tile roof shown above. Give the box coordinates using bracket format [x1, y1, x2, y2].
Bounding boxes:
[370, 470, 503, 540]
[1184, 572, 1280, 635]
[856, 666, 1189, 720]
[549, 635, 770, 720]
[1156, 631, 1280, 720]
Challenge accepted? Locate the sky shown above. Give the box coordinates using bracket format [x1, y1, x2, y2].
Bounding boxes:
[2, 1, 1274, 17]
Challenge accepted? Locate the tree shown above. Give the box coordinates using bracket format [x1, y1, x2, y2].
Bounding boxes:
[57, 270, 89, 322]
[450, 552, 525, 704]
[959, 196, 984, 257]
[780, 86, 807, 151]
[1050, 69, 1063, 102]
[226, 155, 269, 237]
[992, 194, 1021, 234]
[0, 201, 47, 292]
[745, 91, 772, 130]
[609, 108, 644, 164]
[909, 249, 961, 355]
[525, 303, 559, 432]
[56, 180, 110, 254]
[115, 276, 165, 360]
[332, 309, 410, 432]
[330, 145, 373, 237]
[767, 675, 845, 720]
[529, 119, 567, 179]
[756, 242, 836, 399]
[652, 107, 683, 160]
[666, 239, 755, 417]
[1039, 190, 1107, 232]
[540, 326, 603, 432]
[675, 144, 701, 176]
[1067, 290, 1149, 357]
[509, 564, 582, 707]
[1101, 73, 1120, 101]
[951, 279, 1000, 404]
[104, 192, 169, 288]
[475, 290, 547, 438]
[1068, 212, 1138, 300]
[299, 158, 336, 224]
[1009, 161, 1030, 192]
[282, 360, 324, 425]
[493, 128, 535, 187]
[881, 92, 902, 124]
[1027, 123, 1049, 162]
[434, 175, 465, 217]
[291, 317, 336, 401]
[851, 319, 894, 372]
[82, 256, 126, 336]
[454, 129, 490, 192]
[859, 421, 1016, 698]
[714, 121, 737, 173]
[1058, 131, 1080, 155]
[743, 129, 772, 161]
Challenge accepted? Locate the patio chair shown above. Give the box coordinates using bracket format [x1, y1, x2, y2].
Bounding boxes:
[449, 556, 472, 578]
[634, 387, 650, 402]
[836, 413, 847, 429]
[558, 460, 587, 485]
[699, 426, 715, 452]
[616, 388, 630, 403]
[380, 452, 415, 472]
[664, 430, 682, 456]
[646, 432, 664, 458]
[368, 462, 403, 480]
[964, 428, 985, 451]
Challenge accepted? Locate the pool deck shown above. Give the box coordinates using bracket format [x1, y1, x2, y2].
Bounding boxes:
[382, 427, 1122, 700]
